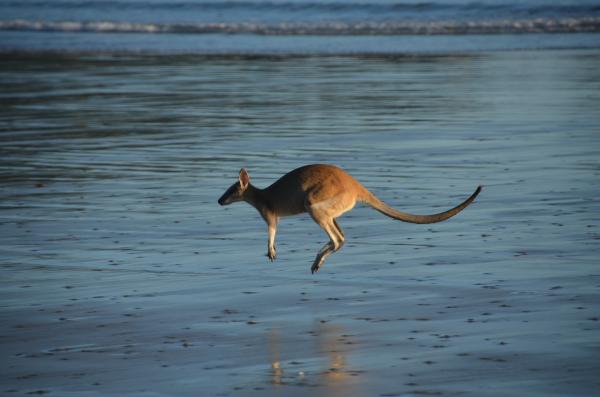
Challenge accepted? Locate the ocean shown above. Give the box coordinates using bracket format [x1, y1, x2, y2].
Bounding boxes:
[1, 0, 600, 53]
[1, 1, 600, 397]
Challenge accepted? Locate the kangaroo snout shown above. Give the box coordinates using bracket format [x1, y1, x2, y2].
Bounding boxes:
[218, 190, 235, 206]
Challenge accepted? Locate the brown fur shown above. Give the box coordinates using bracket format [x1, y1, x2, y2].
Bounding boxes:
[219, 164, 481, 273]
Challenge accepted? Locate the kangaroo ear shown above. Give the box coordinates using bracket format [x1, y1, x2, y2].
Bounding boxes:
[239, 168, 250, 189]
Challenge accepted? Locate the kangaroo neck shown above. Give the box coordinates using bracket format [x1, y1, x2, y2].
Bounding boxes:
[244, 184, 271, 215]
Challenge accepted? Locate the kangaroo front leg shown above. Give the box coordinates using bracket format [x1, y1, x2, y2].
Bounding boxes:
[267, 222, 277, 262]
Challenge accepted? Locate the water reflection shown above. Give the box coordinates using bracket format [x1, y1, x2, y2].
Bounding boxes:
[316, 322, 350, 387]
[268, 321, 360, 395]
[268, 329, 283, 386]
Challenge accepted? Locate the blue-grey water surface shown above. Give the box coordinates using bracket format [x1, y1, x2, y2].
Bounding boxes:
[1, 49, 600, 396]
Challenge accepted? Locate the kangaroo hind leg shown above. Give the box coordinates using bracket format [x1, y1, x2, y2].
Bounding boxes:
[308, 211, 345, 274]
[333, 218, 345, 240]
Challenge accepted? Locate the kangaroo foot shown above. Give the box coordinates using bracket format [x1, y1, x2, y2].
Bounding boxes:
[311, 256, 325, 274]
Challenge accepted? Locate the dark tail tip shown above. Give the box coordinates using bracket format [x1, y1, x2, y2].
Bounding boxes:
[468, 185, 483, 204]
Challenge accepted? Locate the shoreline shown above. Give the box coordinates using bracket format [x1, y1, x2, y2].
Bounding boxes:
[1, 31, 599, 56]
[1, 41, 600, 60]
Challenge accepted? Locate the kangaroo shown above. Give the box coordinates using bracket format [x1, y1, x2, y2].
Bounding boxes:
[218, 164, 481, 274]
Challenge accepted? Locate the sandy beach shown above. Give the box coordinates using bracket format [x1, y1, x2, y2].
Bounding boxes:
[3, 259, 599, 396]
[1, 49, 600, 396]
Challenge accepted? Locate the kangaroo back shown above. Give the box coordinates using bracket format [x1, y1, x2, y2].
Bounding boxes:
[359, 186, 481, 224]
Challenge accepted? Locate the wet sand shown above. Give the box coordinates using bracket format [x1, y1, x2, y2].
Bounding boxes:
[3, 264, 599, 396]
[1, 49, 600, 396]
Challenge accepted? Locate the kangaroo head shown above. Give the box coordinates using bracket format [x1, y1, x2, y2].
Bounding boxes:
[218, 168, 250, 206]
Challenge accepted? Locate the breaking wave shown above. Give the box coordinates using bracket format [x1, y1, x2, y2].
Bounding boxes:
[1, 17, 600, 35]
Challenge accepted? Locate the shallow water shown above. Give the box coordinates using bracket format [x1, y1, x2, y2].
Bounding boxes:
[1, 49, 600, 396]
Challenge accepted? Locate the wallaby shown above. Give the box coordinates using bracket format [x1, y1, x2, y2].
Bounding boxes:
[218, 164, 481, 274]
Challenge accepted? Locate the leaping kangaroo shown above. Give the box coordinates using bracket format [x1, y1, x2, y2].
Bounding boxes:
[218, 164, 481, 274]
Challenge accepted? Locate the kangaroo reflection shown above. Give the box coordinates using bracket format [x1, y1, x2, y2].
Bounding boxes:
[318, 322, 348, 384]
[268, 320, 357, 394]
[268, 328, 283, 385]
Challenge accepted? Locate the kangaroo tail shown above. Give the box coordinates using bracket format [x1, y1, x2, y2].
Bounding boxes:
[360, 185, 482, 224]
